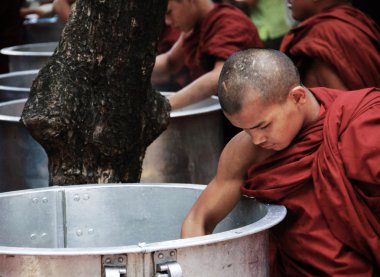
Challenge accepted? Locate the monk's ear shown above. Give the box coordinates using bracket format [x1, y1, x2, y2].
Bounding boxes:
[288, 86, 307, 105]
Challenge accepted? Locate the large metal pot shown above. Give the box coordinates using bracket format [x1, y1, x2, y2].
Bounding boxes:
[141, 95, 223, 184]
[0, 70, 39, 102]
[0, 99, 48, 192]
[0, 42, 56, 72]
[0, 183, 287, 276]
[0, 96, 223, 192]
[23, 17, 65, 44]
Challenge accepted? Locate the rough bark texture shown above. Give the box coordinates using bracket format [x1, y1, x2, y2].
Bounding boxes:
[21, 0, 170, 185]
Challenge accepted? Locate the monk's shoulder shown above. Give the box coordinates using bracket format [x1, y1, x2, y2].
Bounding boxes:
[224, 132, 275, 167]
[205, 4, 256, 31]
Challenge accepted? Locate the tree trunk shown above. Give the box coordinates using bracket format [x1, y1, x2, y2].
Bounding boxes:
[20, 0, 170, 185]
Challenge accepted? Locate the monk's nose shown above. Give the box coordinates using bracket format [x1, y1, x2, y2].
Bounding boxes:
[165, 15, 172, 26]
[249, 130, 266, 145]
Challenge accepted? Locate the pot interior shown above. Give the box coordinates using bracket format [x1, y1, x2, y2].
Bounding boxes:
[0, 184, 270, 250]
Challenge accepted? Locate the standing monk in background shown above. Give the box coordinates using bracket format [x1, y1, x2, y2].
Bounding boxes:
[281, 0, 380, 90]
[221, 0, 294, 50]
[181, 49, 380, 276]
[152, 0, 263, 111]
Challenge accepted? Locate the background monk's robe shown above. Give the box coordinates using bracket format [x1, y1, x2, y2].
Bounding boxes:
[280, 4, 380, 89]
[182, 3, 263, 82]
[158, 24, 181, 55]
[182, 3, 263, 143]
[242, 88, 380, 276]
[156, 24, 185, 91]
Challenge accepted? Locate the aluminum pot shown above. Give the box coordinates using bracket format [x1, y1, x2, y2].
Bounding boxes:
[0, 42, 56, 72]
[0, 70, 39, 102]
[23, 17, 65, 44]
[0, 96, 223, 192]
[0, 183, 287, 277]
[0, 99, 48, 192]
[141, 94, 223, 184]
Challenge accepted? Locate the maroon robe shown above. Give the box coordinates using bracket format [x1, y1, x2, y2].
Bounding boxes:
[182, 4, 263, 82]
[158, 24, 180, 55]
[280, 4, 380, 89]
[242, 87, 380, 276]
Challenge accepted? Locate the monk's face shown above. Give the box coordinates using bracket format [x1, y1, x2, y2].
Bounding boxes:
[288, 0, 317, 21]
[166, 0, 197, 32]
[225, 88, 306, 151]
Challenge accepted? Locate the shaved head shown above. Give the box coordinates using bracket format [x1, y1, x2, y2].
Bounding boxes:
[218, 49, 301, 114]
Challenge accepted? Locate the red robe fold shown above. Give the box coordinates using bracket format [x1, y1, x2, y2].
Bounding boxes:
[242, 87, 380, 276]
[280, 4, 380, 89]
[182, 4, 263, 81]
[158, 24, 180, 55]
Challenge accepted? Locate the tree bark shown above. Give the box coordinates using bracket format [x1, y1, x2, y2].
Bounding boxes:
[21, 0, 170, 185]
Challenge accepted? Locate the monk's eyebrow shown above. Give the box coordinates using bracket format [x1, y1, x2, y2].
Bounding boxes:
[248, 121, 266, 130]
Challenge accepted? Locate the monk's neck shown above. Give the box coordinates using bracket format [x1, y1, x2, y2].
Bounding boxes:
[195, 0, 215, 21]
[302, 90, 321, 128]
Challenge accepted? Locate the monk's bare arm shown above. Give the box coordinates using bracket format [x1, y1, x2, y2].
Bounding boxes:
[169, 60, 224, 110]
[302, 58, 349, 90]
[233, 0, 258, 9]
[151, 34, 185, 85]
[181, 132, 273, 238]
[53, 0, 75, 22]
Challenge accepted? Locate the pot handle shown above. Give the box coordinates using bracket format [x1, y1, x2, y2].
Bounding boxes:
[155, 261, 183, 277]
[102, 255, 127, 277]
[104, 266, 127, 277]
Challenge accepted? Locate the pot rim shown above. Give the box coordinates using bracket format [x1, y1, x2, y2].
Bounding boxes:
[0, 69, 40, 92]
[0, 42, 57, 56]
[0, 183, 286, 256]
[0, 94, 221, 122]
[161, 92, 221, 117]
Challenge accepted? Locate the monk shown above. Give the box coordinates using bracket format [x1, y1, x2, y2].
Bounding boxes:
[181, 49, 380, 276]
[281, 0, 380, 90]
[152, 0, 263, 110]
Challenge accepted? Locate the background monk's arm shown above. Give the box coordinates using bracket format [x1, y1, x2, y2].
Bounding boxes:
[233, 0, 258, 8]
[181, 132, 263, 238]
[169, 60, 224, 110]
[53, 0, 75, 22]
[302, 58, 349, 90]
[151, 34, 185, 85]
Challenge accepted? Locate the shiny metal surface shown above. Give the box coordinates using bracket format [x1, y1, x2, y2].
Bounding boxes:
[141, 93, 223, 184]
[0, 42, 56, 72]
[0, 70, 39, 102]
[0, 184, 287, 276]
[0, 99, 49, 192]
[0, 94, 223, 192]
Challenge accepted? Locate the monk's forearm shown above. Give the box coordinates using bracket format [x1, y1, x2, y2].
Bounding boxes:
[181, 215, 213, 239]
[234, 0, 257, 8]
[53, 0, 73, 22]
[151, 53, 172, 84]
[169, 68, 220, 110]
[152, 35, 185, 85]
[181, 133, 254, 240]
